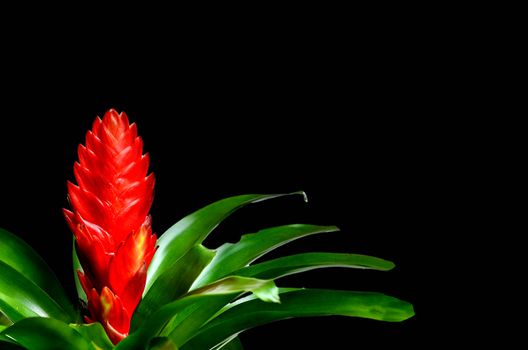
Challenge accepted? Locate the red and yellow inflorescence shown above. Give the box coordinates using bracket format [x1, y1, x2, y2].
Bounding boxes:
[63, 109, 157, 344]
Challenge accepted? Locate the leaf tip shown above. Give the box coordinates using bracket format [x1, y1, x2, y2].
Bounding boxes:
[253, 281, 281, 304]
[397, 303, 415, 322]
[289, 190, 308, 203]
[384, 260, 396, 271]
[383, 298, 415, 322]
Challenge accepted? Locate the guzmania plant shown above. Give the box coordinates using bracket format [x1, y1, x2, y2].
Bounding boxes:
[0, 109, 414, 349]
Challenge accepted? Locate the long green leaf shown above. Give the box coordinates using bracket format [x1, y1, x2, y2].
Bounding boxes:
[187, 277, 279, 303]
[0, 317, 95, 350]
[217, 288, 301, 314]
[181, 289, 415, 349]
[132, 245, 215, 331]
[146, 192, 306, 293]
[116, 294, 226, 350]
[192, 224, 339, 288]
[215, 336, 243, 350]
[0, 261, 73, 323]
[165, 277, 280, 347]
[160, 298, 230, 348]
[0, 312, 11, 327]
[148, 337, 178, 350]
[69, 323, 114, 350]
[117, 277, 278, 350]
[0, 228, 76, 319]
[233, 252, 394, 280]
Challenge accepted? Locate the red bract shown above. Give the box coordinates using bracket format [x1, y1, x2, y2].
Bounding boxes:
[64, 109, 156, 344]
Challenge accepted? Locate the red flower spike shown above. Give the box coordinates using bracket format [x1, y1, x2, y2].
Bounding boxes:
[64, 109, 157, 344]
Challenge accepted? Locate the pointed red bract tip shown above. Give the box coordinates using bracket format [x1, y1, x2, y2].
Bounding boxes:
[64, 109, 156, 343]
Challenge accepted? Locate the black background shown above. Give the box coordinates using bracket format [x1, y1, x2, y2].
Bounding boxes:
[0, 14, 441, 348]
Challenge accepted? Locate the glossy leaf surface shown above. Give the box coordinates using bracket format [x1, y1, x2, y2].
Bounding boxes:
[0, 261, 72, 323]
[118, 277, 278, 350]
[0, 317, 94, 350]
[192, 224, 339, 288]
[133, 245, 214, 330]
[146, 192, 306, 293]
[0, 228, 76, 319]
[233, 252, 394, 279]
[182, 289, 415, 349]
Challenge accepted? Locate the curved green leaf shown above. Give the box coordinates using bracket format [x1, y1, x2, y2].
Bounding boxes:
[233, 252, 394, 280]
[0, 261, 73, 323]
[164, 277, 279, 348]
[0, 228, 76, 319]
[117, 277, 278, 350]
[118, 298, 221, 350]
[187, 277, 279, 303]
[70, 323, 114, 350]
[132, 245, 215, 331]
[0, 312, 11, 327]
[157, 298, 229, 348]
[148, 337, 178, 350]
[191, 224, 339, 288]
[0, 319, 12, 344]
[215, 336, 243, 350]
[0, 317, 95, 350]
[219, 288, 301, 312]
[73, 240, 87, 304]
[146, 192, 306, 293]
[181, 289, 415, 349]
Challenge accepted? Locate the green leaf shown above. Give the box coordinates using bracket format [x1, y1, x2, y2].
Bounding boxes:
[160, 298, 230, 348]
[0, 228, 77, 319]
[187, 277, 279, 304]
[148, 337, 178, 350]
[132, 245, 215, 331]
[166, 277, 279, 347]
[70, 323, 114, 350]
[117, 277, 278, 350]
[191, 224, 340, 288]
[0, 312, 11, 327]
[218, 288, 301, 313]
[215, 336, 243, 350]
[182, 289, 415, 349]
[0, 313, 10, 338]
[146, 192, 306, 293]
[118, 298, 225, 350]
[233, 252, 395, 280]
[0, 261, 73, 323]
[73, 240, 87, 304]
[0, 317, 95, 350]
